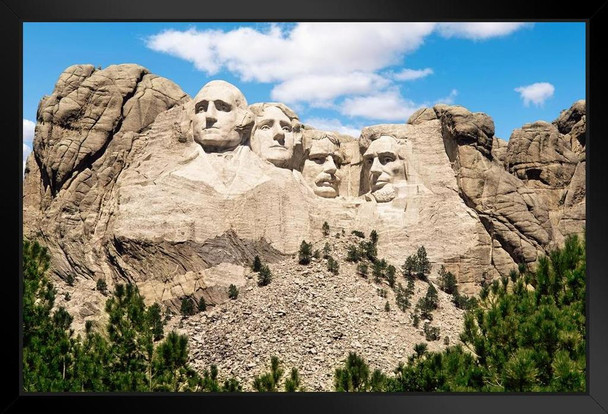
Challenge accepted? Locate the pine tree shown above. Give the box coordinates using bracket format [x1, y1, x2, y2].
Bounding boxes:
[438, 265, 458, 295]
[252, 255, 262, 272]
[180, 298, 195, 316]
[153, 331, 201, 392]
[322, 221, 330, 237]
[198, 297, 207, 312]
[284, 367, 302, 392]
[253, 356, 284, 392]
[334, 352, 371, 392]
[351, 230, 365, 238]
[96, 279, 108, 295]
[346, 245, 361, 262]
[417, 284, 439, 320]
[370, 230, 378, 245]
[415, 246, 432, 279]
[327, 256, 339, 275]
[386, 265, 396, 288]
[257, 265, 272, 286]
[228, 284, 239, 299]
[298, 240, 312, 265]
[323, 242, 331, 259]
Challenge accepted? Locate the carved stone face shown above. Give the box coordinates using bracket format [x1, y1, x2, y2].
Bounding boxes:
[251, 106, 296, 168]
[302, 137, 342, 198]
[363, 135, 406, 202]
[192, 81, 243, 152]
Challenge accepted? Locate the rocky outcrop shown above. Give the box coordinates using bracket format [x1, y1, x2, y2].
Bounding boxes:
[23, 64, 585, 328]
[431, 101, 585, 266]
[435, 105, 552, 266]
[23, 64, 189, 312]
[554, 99, 586, 153]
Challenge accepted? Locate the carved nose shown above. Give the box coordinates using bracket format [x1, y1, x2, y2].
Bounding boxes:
[205, 116, 217, 128]
[207, 102, 218, 116]
[370, 157, 382, 174]
[323, 156, 337, 174]
[273, 127, 285, 142]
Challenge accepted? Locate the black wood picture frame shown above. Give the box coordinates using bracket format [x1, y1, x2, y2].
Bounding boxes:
[4, 1, 607, 413]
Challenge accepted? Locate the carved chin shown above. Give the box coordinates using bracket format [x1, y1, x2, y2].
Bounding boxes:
[314, 184, 338, 198]
[264, 151, 292, 168]
[372, 184, 396, 203]
[198, 132, 241, 150]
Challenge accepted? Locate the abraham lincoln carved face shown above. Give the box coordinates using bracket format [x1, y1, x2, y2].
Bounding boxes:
[362, 135, 407, 202]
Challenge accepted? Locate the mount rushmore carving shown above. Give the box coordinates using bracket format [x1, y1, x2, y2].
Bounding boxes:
[23, 64, 586, 319]
[180, 78, 409, 203]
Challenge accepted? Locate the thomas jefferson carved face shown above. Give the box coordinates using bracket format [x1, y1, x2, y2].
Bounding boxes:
[302, 137, 342, 198]
[363, 135, 407, 202]
[250, 105, 299, 168]
[192, 81, 251, 152]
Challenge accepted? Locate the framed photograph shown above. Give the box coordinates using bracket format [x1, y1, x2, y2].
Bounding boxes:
[6, 0, 608, 413]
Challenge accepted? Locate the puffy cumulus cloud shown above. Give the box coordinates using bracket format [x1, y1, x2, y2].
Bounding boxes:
[393, 68, 433, 81]
[303, 117, 362, 138]
[23, 119, 36, 174]
[147, 22, 531, 110]
[271, 72, 390, 106]
[435, 89, 458, 105]
[147, 23, 436, 101]
[437, 23, 531, 40]
[340, 91, 422, 122]
[515, 82, 555, 107]
[23, 119, 35, 146]
[23, 143, 31, 174]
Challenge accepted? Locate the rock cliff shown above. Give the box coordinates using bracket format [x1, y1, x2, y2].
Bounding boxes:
[23, 65, 586, 368]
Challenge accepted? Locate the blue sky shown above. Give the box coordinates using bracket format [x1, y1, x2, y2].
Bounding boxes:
[23, 22, 585, 170]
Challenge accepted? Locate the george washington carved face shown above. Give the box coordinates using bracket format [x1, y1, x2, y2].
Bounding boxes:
[191, 80, 253, 152]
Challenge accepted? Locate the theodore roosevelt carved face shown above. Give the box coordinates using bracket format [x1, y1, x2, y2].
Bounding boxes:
[362, 135, 407, 203]
[302, 133, 342, 198]
[191, 80, 253, 152]
[249, 103, 301, 168]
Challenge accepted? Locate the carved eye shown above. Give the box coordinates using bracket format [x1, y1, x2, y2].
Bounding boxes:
[216, 102, 231, 112]
[365, 158, 373, 165]
[310, 156, 324, 164]
[196, 101, 208, 113]
[260, 124, 271, 130]
[282, 126, 292, 132]
[380, 155, 395, 165]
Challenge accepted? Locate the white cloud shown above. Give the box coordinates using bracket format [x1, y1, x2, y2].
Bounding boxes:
[23, 119, 36, 174]
[340, 91, 422, 121]
[303, 117, 362, 138]
[515, 82, 555, 107]
[23, 119, 35, 146]
[23, 143, 31, 174]
[435, 89, 458, 105]
[393, 68, 433, 81]
[437, 23, 531, 40]
[271, 72, 390, 105]
[147, 23, 436, 102]
[146, 22, 531, 111]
